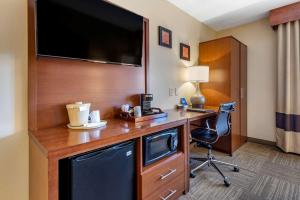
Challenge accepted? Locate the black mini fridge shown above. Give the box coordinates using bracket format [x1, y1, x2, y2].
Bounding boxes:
[59, 141, 136, 200]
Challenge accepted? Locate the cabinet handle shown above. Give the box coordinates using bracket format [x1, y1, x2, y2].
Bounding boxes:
[160, 189, 177, 200]
[160, 169, 177, 180]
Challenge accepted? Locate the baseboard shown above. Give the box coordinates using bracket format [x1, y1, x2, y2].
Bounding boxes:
[247, 137, 276, 146]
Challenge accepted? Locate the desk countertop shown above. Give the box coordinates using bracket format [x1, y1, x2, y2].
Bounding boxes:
[29, 109, 217, 158]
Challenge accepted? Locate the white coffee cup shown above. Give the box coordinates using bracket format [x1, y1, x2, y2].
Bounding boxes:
[89, 110, 101, 123]
[121, 104, 130, 112]
[134, 106, 142, 118]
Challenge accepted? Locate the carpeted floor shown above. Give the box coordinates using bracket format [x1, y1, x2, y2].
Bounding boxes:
[179, 142, 300, 200]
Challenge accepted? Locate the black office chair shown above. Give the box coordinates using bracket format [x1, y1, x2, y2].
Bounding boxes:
[190, 102, 239, 187]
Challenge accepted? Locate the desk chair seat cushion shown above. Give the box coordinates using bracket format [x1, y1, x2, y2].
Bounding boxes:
[191, 128, 218, 144]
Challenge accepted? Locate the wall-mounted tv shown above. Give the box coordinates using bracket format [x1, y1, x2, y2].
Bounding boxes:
[36, 0, 144, 66]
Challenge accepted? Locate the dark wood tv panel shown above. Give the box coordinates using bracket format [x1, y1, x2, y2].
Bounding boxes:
[29, 109, 218, 200]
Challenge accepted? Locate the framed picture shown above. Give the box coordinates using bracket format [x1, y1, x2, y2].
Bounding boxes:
[158, 26, 172, 48]
[180, 43, 190, 61]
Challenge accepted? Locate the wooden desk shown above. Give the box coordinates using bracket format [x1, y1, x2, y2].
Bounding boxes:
[29, 109, 217, 200]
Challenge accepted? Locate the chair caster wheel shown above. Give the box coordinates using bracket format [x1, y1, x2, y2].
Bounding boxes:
[224, 177, 231, 187]
[233, 167, 240, 172]
[190, 173, 196, 178]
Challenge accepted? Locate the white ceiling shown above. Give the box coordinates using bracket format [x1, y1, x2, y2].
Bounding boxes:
[167, 0, 300, 31]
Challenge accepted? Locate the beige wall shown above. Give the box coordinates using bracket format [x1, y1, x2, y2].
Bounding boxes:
[0, 0, 215, 199]
[0, 0, 28, 200]
[217, 18, 276, 142]
[109, 0, 217, 108]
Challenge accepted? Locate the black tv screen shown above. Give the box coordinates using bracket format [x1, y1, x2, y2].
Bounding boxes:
[36, 0, 144, 66]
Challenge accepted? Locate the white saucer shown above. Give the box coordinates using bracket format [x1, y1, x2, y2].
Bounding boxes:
[67, 121, 107, 130]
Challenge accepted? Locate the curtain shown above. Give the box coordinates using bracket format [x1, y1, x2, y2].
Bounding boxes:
[276, 20, 300, 154]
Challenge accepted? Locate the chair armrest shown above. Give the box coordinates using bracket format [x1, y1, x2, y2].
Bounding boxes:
[204, 127, 217, 133]
[206, 118, 217, 129]
[190, 118, 216, 130]
[190, 125, 217, 133]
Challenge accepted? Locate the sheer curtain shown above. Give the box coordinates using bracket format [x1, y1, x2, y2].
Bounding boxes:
[276, 20, 300, 154]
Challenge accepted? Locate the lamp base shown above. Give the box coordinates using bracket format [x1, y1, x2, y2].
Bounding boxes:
[190, 95, 205, 109]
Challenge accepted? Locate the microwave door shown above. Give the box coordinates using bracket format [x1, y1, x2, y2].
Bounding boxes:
[148, 133, 171, 161]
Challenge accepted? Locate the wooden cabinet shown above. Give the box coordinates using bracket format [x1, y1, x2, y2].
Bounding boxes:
[144, 174, 185, 200]
[141, 153, 185, 199]
[29, 114, 191, 200]
[199, 36, 247, 155]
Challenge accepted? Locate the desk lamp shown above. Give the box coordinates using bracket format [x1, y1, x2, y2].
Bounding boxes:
[187, 66, 209, 108]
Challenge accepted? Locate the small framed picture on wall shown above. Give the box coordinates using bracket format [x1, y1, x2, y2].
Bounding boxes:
[180, 43, 190, 61]
[158, 26, 172, 48]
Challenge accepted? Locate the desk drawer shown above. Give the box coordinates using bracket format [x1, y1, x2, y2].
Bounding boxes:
[141, 153, 184, 199]
[144, 174, 185, 200]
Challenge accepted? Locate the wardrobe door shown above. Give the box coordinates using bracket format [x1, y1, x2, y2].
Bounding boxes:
[199, 37, 232, 154]
[199, 37, 247, 155]
[240, 43, 247, 144]
[199, 37, 232, 106]
[230, 39, 241, 153]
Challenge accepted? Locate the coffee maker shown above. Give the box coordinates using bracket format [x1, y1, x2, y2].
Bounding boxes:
[140, 94, 154, 115]
[140, 94, 164, 116]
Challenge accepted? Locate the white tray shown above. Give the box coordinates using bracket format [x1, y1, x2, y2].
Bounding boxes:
[67, 121, 107, 130]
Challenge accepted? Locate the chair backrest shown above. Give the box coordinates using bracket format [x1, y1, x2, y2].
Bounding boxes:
[215, 102, 236, 137]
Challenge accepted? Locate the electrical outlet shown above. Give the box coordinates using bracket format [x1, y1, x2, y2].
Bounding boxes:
[175, 88, 178, 96]
[169, 88, 174, 96]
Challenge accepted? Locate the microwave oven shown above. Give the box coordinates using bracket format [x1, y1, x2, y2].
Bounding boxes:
[143, 128, 178, 166]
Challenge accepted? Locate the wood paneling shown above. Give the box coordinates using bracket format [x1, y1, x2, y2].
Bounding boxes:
[36, 58, 145, 129]
[182, 122, 190, 193]
[199, 36, 247, 155]
[240, 44, 247, 144]
[28, 0, 149, 131]
[29, 140, 48, 200]
[136, 137, 143, 200]
[143, 18, 150, 93]
[28, 0, 38, 131]
[269, 2, 300, 27]
[48, 158, 59, 200]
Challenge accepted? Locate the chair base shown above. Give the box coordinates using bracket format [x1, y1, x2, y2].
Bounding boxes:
[190, 149, 239, 187]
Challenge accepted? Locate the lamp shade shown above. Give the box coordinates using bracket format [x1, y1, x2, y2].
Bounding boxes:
[187, 66, 209, 82]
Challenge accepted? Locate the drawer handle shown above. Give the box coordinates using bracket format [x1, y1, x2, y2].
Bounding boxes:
[160, 169, 177, 180]
[160, 189, 177, 200]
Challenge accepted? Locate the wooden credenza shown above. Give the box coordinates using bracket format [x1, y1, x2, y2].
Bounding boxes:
[29, 117, 188, 200]
[199, 36, 247, 155]
[29, 109, 218, 200]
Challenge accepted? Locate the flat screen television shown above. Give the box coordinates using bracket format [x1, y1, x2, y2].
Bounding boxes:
[36, 0, 144, 66]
